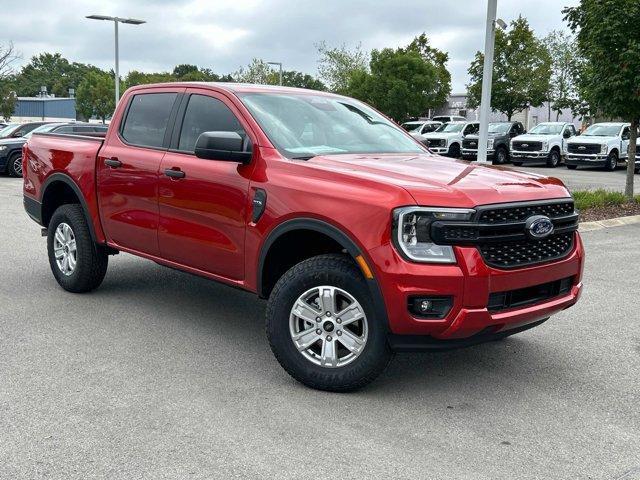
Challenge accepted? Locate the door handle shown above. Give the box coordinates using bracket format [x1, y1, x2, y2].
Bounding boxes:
[104, 158, 122, 168]
[164, 168, 185, 179]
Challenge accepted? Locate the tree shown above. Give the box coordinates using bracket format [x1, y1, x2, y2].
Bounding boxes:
[345, 47, 439, 122]
[467, 17, 552, 120]
[0, 42, 20, 120]
[76, 71, 115, 123]
[233, 58, 274, 84]
[0, 90, 16, 121]
[0, 42, 20, 79]
[268, 70, 326, 90]
[404, 33, 452, 111]
[173, 64, 199, 78]
[564, 0, 640, 199]
[124, 70, 174, 88]
[545, 30, 582, 120]
[316, 42, 369, 94]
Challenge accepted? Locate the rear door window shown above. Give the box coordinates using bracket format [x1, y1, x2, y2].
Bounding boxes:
[121, 93, 178, 148]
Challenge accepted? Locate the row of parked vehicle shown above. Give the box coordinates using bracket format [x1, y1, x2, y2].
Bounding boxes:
[0, 121, 108, 177]
[402, 119, 640, 173]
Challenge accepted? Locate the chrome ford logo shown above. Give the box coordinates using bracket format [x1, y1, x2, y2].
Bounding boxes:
[521, 143, 529, 147]
[525, 215, 554, 239]
[578, 146, 586, 150]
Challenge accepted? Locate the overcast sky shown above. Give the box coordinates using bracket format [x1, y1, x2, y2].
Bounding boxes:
[2, 0, 579, 92]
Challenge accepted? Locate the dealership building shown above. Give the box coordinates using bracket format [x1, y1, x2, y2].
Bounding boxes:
[10, 97, 77, 123]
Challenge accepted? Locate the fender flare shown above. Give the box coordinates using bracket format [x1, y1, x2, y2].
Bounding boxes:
[257, 218, 390, 331]
[40, 173, 98, 242]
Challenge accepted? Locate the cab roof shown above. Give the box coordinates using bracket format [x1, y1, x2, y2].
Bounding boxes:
[127, 81, 335, 96]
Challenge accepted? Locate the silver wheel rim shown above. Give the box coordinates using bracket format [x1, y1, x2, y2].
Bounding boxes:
[498, 150, 506, 163]
[289, 285, 368, 368]
[13, 155, 22, 176]
[53, 223, 77, 276]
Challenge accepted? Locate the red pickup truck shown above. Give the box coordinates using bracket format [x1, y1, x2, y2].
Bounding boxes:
[23, 83, 584, 391]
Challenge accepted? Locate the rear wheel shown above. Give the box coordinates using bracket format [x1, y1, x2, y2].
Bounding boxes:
[546, 149, 561, 168]
[266, 254, 392, 392]
[47, 204, 108, 293]
[7, 152, 22, 177]
[605, 151, 618, 171]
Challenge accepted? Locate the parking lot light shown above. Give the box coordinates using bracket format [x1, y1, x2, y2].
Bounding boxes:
[86, 15, 146, 105]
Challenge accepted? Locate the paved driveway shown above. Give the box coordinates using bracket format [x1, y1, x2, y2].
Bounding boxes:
[1, 177, 639, 479]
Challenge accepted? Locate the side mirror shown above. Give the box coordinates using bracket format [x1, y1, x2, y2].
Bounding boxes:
[194, 131, 252, 164]
[563, 131, 571, 139]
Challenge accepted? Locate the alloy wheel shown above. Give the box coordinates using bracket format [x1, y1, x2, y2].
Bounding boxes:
[53, 223, 77, 276]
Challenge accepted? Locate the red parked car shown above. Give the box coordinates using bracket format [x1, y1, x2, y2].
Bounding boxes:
[22, 83, 584, 391]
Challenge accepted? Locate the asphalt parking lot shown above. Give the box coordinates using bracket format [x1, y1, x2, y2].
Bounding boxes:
[1, 175, 639, 480]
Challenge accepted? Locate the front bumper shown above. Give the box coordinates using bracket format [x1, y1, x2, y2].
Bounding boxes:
[428, 146, 449, 154]
[565, 154, 608, 167]
[462, 149, 495, 160]
[368, 232, 584, 339]
[511, 150, 550, 161]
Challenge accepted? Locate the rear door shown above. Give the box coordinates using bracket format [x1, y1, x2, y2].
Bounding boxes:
[97, 88, 183, 255]
[157, 89, 255, 281]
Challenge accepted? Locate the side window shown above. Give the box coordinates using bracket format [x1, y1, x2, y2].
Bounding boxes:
[54, 126, 74, 133]
[622, 127, 630, 140]
[464, 124, 478, 136]
[121, 93, 178, 148]
[177, 94, 245, 153]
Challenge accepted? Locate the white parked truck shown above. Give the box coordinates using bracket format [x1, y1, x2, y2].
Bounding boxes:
[565, 122, 631, 171]
[510, 122, 578, 168]
[422, 121, 479, 157]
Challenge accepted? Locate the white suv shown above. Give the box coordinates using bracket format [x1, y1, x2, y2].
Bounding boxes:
[422, 121, 479, 157]
[511, 122, 578, 168]
[565, 122, 631, 171]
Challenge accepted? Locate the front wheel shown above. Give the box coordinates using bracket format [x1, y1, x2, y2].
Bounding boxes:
[492, 147, 508, 165]
[7, 152, 22, 177]
[447, 143, 461, 159]
[546, 149, 561, 168]
[605, 151, 618, 171]
[266, 254, 392, 392]
[47, 204, 108, 293]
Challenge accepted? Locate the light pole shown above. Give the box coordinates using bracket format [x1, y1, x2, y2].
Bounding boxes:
[86, 15, 146, 105]
[267, 61, 283, 86]
[476, 1, 506, 164]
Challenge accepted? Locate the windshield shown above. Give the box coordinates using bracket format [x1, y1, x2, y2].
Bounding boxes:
[529, 123, 564, 135]
[488, 123, 512, 134]
[0, 123, 20, 138]
[401, 121, 424, 132]
[239, 93, 425, 158]
[23, 123, 63, 139]
[435, 123, 465, 133]
[581, 124, 622, 137]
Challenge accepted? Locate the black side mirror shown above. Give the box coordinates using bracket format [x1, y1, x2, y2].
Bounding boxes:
[194, 131, 252, 164]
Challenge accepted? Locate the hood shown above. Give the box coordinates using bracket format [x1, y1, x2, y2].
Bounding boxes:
[422, 131, 460, 140]
[306, 153, 570, 207]
[513, 133, 557, 142]
[566, 136, 610, 144]
[0, 137, 25, 146]
[464, 132, 503, 141]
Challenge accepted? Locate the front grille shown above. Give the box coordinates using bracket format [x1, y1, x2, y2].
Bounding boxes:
[426, 138, 446, 148]
[488, 277, 573, 312]
[430, 199, 579, 269]
[512, 140, 543, 152]
[479, 232, 574, 269]
[568, 143, 601, 154]
[462, 139, 479, 150]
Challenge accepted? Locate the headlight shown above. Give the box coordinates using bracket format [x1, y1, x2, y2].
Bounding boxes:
[0, 146, 7, 151]
[541, 141, 549, 151]
[601, 144, 608, 154]
[487, 139, 494, 149]
[393, 207, 475, 263]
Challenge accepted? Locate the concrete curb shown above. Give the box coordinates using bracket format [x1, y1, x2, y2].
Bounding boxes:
[579, 214, 640, 232]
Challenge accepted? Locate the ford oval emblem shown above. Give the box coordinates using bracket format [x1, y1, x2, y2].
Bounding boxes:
[522, 143, 529, 147]
[525, 215, 554, 239]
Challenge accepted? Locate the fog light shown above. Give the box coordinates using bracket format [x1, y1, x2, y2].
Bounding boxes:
[408, 296, 453, 319]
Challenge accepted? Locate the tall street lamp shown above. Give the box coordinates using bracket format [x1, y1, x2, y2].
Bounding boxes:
[267, 61, 283, 86]
[476, 0, 506, 164]
[86, 15, 146, 105]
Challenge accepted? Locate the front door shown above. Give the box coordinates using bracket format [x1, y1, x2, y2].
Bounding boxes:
[97, 90, 182, 255]
[157, 90, 254, 281]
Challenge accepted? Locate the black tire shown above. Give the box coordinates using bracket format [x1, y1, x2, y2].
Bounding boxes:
[266, 254, 392, 392]
[47, 204, 108, 293]
[492, 146, 508, 165]
[567, 165, 578, 170]
[448, 143, 461, 159]
[512, 161, 523, 167]
[546, 149, 561, 168]
[635, 167, 640, 174]
[605, 150, 618, 171]
[7, 152, 22, 177]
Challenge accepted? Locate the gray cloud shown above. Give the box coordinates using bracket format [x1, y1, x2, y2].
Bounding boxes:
[1, 0, 579, 91]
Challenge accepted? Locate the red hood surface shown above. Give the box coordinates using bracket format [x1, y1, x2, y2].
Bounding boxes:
[306, 153, 571, 208]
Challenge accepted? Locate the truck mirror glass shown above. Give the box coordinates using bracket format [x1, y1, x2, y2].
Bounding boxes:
[194, 131, 252, 164]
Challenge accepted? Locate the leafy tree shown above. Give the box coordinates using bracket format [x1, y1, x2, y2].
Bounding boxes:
[233, 59, 274, 84]
[564, 0, 640, 199]
[404, 33, 452, 111]
[267, 70, 326, 90]
[345, 47, 439, 122]
[467, 17, 552, 120]
[0, 42, 20, 120]
[172, 64, 199, 78]
[316, 41, 369, 94]
[544, 30, 583, 120]
[76, 71, 115, 123]
[0, 89, 16, 121]
[124, 70, 174, 88]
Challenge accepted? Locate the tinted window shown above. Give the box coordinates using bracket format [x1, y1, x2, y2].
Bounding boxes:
[121, 93, 177, 148]
[54, 126, 74, 133]
[178, 95, 244, 152]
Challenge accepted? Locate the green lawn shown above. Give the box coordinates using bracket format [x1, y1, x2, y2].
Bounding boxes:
[572, 189, 640, 210]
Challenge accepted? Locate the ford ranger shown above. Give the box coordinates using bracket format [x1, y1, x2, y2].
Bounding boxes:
[22, 83, 584, 391]
[462, 121, 525, 165]
[565, 122, 630, 171]
[511, 122, 578, 168]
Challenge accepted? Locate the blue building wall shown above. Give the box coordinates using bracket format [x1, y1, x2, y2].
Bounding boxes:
[14, 98, 76, 120]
